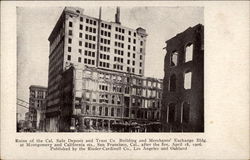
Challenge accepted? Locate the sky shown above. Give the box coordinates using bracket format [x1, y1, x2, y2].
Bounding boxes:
[17, 6, 203, 118]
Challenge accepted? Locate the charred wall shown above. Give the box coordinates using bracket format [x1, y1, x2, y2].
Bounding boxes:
[161, 24, 204, 132]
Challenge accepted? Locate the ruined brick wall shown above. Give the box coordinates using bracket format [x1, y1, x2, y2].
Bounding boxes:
[161, 24, 204, 132]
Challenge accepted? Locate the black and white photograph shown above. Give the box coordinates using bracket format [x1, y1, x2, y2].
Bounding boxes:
[1, 1, 249, 159]
[17, 6, 204, 133]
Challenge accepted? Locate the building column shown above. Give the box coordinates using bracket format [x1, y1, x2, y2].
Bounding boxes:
[108, 120, 110, 131]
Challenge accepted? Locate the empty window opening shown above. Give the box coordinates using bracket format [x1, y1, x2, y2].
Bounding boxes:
[137, 110, 140, 118]
[69, 21, 73, 27]
[182, 102, 190, 123]
[124, 108, 129, 117]
[131, 110, 135, 119]
[111, 108, 114, 116]
[170, 51, 178, 66]
[105, 107, 108, 116]
[99, 107, 102, 116]
[168, 103, 176, 123]
[185, 44, 193, 62]
[169, 74, 176, 92]
[184, 71, 192, 89]
[117, 108, 120, 117]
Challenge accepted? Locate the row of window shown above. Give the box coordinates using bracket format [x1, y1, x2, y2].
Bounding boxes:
[85, 34, 96, 41]
[99, 61, 110, 68]
[169, 71, 192, 91]
[101, 23, 111, 30]
[86, 18, 97, 26]
[127, 52, 137, 59]
[67, 57, 94, 65]
[127, 67, 136, 73]
[170, 44, 193, 66]
[114, 49, 124, 56]
[84, 50, 95, 57]
[127, 59, 135, 66]
[84, 58, 95, 65]
[100, 53, 110, 60]
[79, 104, 121, 117]
[85, 42, 96, 49]
[100, 45, 110, 52]
[113, 64, 123, 70]
[114, 41, 124, 48]
[100, 30, 111, 37]
[30, 90, 47, 99]
[131, 98, 161, 108]
[68, 56, 95, 65]
[115, 27, 125, 33]
[115, 34, 124, 41]
[82, 81, 160, 97]
[128, 45, 136, 51]
[114, 56, 123, 63]
[99, 84, 108, 91]
[115, 28, 137, 37]
[81, 70, 161, 86]
[128, 37, 136, 44]
[100, 38, 110, 45]
[83, 71, 123, 82]
[86, 26, 97, 34]
[81, 92, 122, 105]
[99, 94, 121, 105]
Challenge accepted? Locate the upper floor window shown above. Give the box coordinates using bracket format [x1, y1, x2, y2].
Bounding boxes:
[69, 30, 72, 36]
[79, 24, 83, 30]
[80, 17, 83, 22]
[184, 71, 192, 89]
[170, 51, 178, 66]
[69, 21, 73, 27]
[68, 38, 72, 44]
[68, 47, 71, 52]
[185, 43, 193, 62]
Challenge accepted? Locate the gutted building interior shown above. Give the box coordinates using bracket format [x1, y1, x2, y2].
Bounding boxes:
[161, 24, 204, 132]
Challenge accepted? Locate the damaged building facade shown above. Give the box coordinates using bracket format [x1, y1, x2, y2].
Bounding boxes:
[46, 7, 162, 132]
[161, 24, 204, 132]
[60, 65, 162, 132]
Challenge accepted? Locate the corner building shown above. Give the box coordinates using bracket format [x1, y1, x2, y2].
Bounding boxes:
[46, 7, 161, 132]
[161, 24, 204, 132]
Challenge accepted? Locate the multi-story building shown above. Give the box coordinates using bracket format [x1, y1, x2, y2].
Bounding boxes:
[29, 85, 47, 131]
[161, 24, 204, 132]
[59, 65, 162, 132]
[46, 7, 160, 132]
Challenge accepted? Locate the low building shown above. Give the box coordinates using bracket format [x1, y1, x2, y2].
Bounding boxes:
[58, 65, 162, 132]
[161, 24, 204, 132]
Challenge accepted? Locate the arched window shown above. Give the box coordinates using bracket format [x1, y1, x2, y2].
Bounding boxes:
[169, 74, 177, 92]
[185, 43, 193, 62]
[182, 102, 190, 123]
[168, 103, 176, 123]
[170, 51, 178, 66]
[184, 71, 192, 89]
